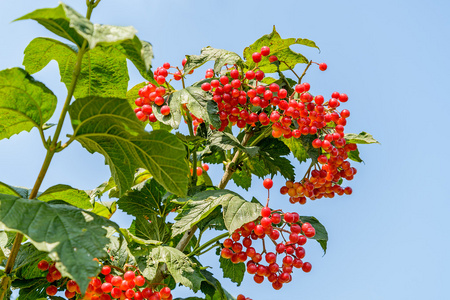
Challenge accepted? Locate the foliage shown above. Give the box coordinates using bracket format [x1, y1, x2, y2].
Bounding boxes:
[0, 1, 377, 299]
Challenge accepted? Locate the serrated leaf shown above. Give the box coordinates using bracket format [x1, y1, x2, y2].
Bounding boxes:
[231, 168, 252, 191]
[153, 87, 220, 130]
[219, 256, 245, 286]
[135, 215, 169, 243]
[243, 26, 319, 73]
[344, 132, 380, 144]
[182, 87, 221, 129]
[299, 134, 320, 162]
[348, 148, 363, 163]
[118, 178, 172, 218]
[184, 47, 244, 74]
[152, 92, 183, 129]
[15, 3, 90, 48]
[0, 182, 31, 198]
[14, 243, 48, 280]
[14, 278, 50, 300]
[16, 3, 139, 50]
[105, 235, 136, 268]
[38, 184, 92, 209]
[252, 137, 295, 180]
[90, 201, 117, 219]
[23, 38, 129, 99]
[0, 68, 57, 140]
[69, 96, 189, 196]
[0, 194, 120, 292]
[281, 136, 309, 163]
[115, 36, 154, 80]
[138, 246, 205, 292]
[173, 190, 262, 236]
[208, 131, 259, 157]
[300, 216, 328, 254]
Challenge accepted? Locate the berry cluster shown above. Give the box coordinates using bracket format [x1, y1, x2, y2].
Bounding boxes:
[37, 260, 172, 300]
[220, 180, 315, 290]
[134, 82, 169, 122]
[237, 294, 253, 300]
[134, 46, 359, 203]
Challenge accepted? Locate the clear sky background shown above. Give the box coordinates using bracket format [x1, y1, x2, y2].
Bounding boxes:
[1, 1, 449, 299]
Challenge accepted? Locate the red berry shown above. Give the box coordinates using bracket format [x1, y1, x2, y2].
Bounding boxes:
[160, 287, 171, 299]
[160, 105, 171, 116]
[134, 275, 145, 286]
[255, 71, 265, 81]
[37, 260, 49, 271]
[196, 167, 203, 176]
[65, 290, 76, 299]
[202, 163, 209, 171]
[230, 69, 240, 79]
[46, 285, 58, 296]
[124, 271, 135, 281]
[269, 55, 278, 62]
[319, 63, 327, 71]
[302, 262, 312, 272]
[339, 93, 348, 102]
[252, 52, 262, 63]
[102, 282, 113, 293]
[201, 82, 211, 91]
[261, 46, 270, 56]
[245, 70, 255, 80]
[261, 206, 271, 217]
[263, 178, 273, 189]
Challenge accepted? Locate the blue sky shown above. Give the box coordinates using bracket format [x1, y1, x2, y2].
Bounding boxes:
[1, 0, 449, 299]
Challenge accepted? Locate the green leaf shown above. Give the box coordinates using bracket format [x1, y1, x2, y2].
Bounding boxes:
[15, 3, 90, 48]
[219, 255, 245, 286]
[14, 243, 48, 280]
[135, 215, 169, 243]
[243, 26, 319, 73]
[138, 246, 205, 292]
[153, 87, 220, 130]
[348, 148, 363, 163]
[115, 36, 154, 80]
[23, 38, 129, 99]
[300, 134, 320, 162]
[300, 216, 328, 254]
[184, 46, 244, 74]
[208, 131, 259, 157]
[200, 269, 227, 300]
[0, 194, 120, 292]
[173, 190, 262, 236]
[16, 3, 139, 50]
[152, 92, 183, 129]
[0, 182, 31, 198]
[231, 168, 252, 191]
[90, 201, 117, 219]
[344, 132, 380, 144]
[38, 184, 91, 209]
[281, 136, 308, 163]
[69, 96, 189, 196]
[0, 68, 57, 140]
[251, 137, 295, 180]
[118, 178, 172, 218]
[182, 87, 221, 129]
[14, 278, 49, 300]
[105, 234, 136, 268]
[84, 24, 137, 49]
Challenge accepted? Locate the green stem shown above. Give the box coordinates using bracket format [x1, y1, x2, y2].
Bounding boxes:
[0, 4, 97, 299]
[185, 113, 198, 188]
[298, 60, 313, 84]
[188, 232, 230, 257]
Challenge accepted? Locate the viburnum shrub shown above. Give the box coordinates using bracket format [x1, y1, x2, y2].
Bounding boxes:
[0, 1, 378, 299]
